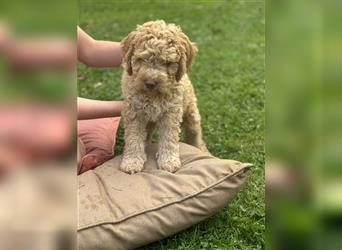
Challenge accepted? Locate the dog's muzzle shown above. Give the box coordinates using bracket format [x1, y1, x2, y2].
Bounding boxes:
[144, 79, 159, 90]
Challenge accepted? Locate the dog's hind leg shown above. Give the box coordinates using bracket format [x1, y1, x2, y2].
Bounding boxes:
[182, 103, 209, 153]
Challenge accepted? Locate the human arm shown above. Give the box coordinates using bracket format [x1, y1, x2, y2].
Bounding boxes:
[77, 97, 123, 120]
[77, 26, 122, 67]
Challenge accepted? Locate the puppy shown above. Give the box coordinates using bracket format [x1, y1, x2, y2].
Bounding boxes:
[120, 20, 208, 174]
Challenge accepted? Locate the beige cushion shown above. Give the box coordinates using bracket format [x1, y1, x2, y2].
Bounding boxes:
[78, 143, 252, 250]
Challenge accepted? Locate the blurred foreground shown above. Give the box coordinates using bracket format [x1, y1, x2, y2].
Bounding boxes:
[0, 0, 76, 249]
[267, 0, 342, 249]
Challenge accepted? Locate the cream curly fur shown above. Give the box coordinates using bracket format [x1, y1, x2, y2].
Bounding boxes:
[120, 20, 208, 174]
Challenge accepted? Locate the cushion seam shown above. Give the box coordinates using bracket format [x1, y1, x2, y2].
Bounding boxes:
[78, 163, 252, 231]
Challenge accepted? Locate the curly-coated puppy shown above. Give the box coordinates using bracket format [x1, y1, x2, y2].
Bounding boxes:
[120, 20, 208, 174]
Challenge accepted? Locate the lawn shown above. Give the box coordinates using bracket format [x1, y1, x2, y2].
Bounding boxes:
[78, 1, 265, 249]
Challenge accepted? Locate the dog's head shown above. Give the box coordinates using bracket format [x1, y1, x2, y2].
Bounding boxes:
[121, 20, 197, 94]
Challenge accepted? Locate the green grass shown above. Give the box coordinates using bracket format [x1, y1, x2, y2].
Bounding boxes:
[78, 1, 265, 249]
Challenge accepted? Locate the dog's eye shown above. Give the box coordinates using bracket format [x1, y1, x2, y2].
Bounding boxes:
[137, 58, 146, 64]
[166, 62, 178, 69]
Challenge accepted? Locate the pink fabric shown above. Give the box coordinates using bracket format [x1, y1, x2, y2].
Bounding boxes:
[77, 117, 121, 175]
[0, 105, 72, 174]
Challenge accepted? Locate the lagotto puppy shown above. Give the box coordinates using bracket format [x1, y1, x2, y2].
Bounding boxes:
[120, 20, 208, 174]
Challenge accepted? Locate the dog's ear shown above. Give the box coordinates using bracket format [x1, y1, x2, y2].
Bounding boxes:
[176, 33, 198, 82]
[121, 31, 137, 75]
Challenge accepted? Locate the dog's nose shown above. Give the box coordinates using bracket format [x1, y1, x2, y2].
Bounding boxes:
[144, 80, 158, 90]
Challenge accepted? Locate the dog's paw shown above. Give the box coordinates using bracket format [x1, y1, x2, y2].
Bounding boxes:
[120, 157, 144, 174]
[157, 156, 181, 173]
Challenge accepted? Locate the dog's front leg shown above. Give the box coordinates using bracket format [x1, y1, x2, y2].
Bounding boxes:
[120, 117, 147, 174]
[157, 111, 182, 173]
